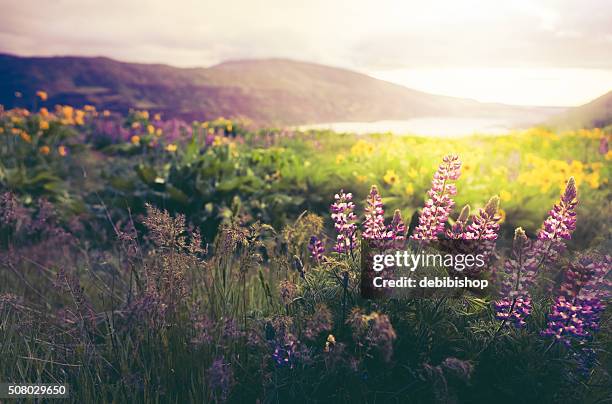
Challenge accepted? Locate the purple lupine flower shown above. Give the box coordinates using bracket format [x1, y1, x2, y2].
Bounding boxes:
[494, 296, 532, 328]
[538, 177, 577, 241]
[542, 254, 609, 346]
[385, 209, 407, 249]
[411, 155, 462, 240]
[599, 136, 608, 155]
[541, 296, 605, 346]
[462, 196, 501, 241]
[495, 228, 537, 327]
[272, 341, 298, 368]
[308, 236, 325, 263]
[446, 205, 470, 239]
[330, 190, 358, 254]
[499, 228, 539, 298]
[559, 254, 611, 301]
[363, 185, 386, 241]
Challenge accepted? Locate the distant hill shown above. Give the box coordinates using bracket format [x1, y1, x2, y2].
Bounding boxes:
[0, 53, 561, 127]
[546, 90, 612, 130]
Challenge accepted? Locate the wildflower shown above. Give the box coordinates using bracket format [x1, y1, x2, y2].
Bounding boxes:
[599, 136, 608, 155]
[39, 120, 49, 131]
[103, 110, 111, 117]
[165, 143, 177, 152]
[412, 155, 462, 240]
[155, 128, 162, 136]
[383, 170, 399, 185]
[36, 90, 48, 101]
[147, 124, 155, 135]
[307, 236, 325, 263]
[386, 209, 406, 249]
[74, 109, 85, 125]
[335, 154, 345, 164]
[539, 177, 577, 241]
[39, 107, 49, 118]
[39, 145, 50, 155]
[58, 145, 68, 157]
[131, 121, 141, 130]
[494, 296, 532, 328]
[83, 105, 96, 112]
[19, 131, 32, 143]
[131, 135, 141, 145]
[462, 196, 501, 240]
[541, 295, 604, 346]
[363, 185, 386, 241]
[272, 341, 298, 368]
[330, 190, 358, 254]
[154, 113, 161, 121]
[447, 205, 470, 239]
[324, 334, 336, 352]
[404, 183, 414, 196]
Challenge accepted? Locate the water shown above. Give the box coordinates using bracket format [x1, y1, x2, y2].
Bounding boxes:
[297, 117, 522, 137]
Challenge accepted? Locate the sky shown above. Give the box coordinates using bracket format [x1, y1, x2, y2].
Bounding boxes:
[1, 0, 611, 106]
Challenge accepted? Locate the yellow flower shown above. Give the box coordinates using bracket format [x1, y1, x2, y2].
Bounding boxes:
[39, 107, 49, 118]
[606, 150, 612, 161]
[147, 124, 155, 135]
[498, 208, 506, 224]
[226, 123, 233, 132]
[355, 174, 368, 183]
[103, 110, 111, 117]
[58, 145, 68, 157]
[383, 170, 400, 185]
[39, 120, 50, 131]
[155, 128, 163, 137]
[19, 131, 32, 143]
[404, 183, 414, 196]
[131, 122, 141, 129]
[499, 190, 512, 202]
[84, 105, 96, 112]
[61, 105, 74, 122]
[324, 334, 336, 352]
[335, 154, 345, 164]
[131, 135, 141, 145]
[153, 113, 162, 121]
[74, 110, 85, 125]
[36, 90, 48, 101]
[165, 143, 178, 152]
[39, 145, 50, 155]
[213, 136, 223, 146]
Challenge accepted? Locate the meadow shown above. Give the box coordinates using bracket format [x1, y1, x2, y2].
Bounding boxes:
[0, 101, 610, 403]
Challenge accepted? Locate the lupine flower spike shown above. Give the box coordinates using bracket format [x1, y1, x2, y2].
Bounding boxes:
[363, 185, 386, 241]
[447, 205, 470, 239]
[330, 190, 358, 254]
[386, 209, 407, 249]
[308, 236, 325, 263]
[494, 227, 533, 328]
[412, 155, 462, 240]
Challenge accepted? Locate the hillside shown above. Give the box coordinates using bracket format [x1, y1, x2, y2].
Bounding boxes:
[547, 90, 612, 130]
[0, 53, 560, 126]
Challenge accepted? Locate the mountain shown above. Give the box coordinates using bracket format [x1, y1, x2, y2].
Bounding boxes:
[0, 53, 561, 127]
[546, 90, 612, 130]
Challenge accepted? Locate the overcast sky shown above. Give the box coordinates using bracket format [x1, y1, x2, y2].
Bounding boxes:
[1, 0, 611, 106]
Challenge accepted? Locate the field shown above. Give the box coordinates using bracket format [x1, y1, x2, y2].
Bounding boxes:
[0, 103, 611, 403]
